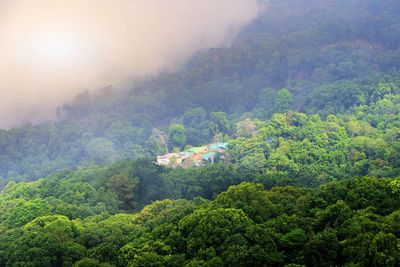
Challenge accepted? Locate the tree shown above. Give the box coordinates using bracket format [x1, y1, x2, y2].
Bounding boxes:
[149, 129, 169, 155]
[4, 199, 52, 227]
[120, 239, 181, 267]
[84, 138, 118, 165]
[168, 124, 186, 150]
[369, 232, 400, 266]
[209, 112, 230, 136]
[183, 108, 207, 128]
[304, 229, 341, 267]
[213, 182, 276, 223]
[178, 208, 281, 266]
[106, 174, 138, 210]
[275, 88, 294, 113]
[130, 159, 166, 204]
[236, 119, 257, 138]
[8, 216, 85, 267]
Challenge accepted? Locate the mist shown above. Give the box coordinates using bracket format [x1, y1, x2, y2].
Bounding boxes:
[0, 0, 261, 128]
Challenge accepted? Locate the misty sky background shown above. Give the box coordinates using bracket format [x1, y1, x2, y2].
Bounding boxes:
[0, 0, 262, 129]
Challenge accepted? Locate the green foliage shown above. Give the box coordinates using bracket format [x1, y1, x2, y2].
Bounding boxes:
[275, 88, 294, 113]
[0, 1, 400, 266]
[0, 175, 400, 266]
[106, 174, 138, 210]
[209, 112, 231, 136]
[168, 124, 186, 150]
[230, 110, 400, 187]
[8, 215, 85, 267]
[212, 182, 276, 223]
[129, 159, 166, 204]
[0, 0, 400, 186]
[4, 199, 52, 227]
[84, 138, 119, 165]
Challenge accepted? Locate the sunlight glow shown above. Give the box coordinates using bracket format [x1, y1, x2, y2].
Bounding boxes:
[0, 0, 260, 128]
[19, 31, 88, 69]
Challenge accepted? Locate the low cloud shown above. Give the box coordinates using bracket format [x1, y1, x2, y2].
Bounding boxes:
[0, 0, 261, 128]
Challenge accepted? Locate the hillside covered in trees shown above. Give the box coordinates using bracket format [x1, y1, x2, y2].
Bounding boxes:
[0, 0, 400, 266]
[1, 0, 400, 185]
[0, 101, 399, 265]
[1, 169, 400, 266]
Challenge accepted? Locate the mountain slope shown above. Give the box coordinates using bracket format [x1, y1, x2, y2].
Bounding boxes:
[0, 0, 400, 185]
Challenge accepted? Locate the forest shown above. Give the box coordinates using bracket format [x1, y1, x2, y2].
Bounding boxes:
[1, 167, 400, 266]
[0, 0, 400, 266]
[1, 0, 400, 185]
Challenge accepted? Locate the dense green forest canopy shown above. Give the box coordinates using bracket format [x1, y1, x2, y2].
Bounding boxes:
[0, 100, 399, 265]
[1, 170, 400, 266]
[0, 0, 400, 184]
[1, 0, 400, 266]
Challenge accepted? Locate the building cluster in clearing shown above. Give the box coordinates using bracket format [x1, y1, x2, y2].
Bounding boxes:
[156, 142, 228, 168]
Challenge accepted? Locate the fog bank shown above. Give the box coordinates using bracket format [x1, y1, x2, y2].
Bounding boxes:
[0, 0, 261, 128]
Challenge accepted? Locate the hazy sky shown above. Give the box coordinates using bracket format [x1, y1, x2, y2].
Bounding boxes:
[0, 0, 261, 128]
